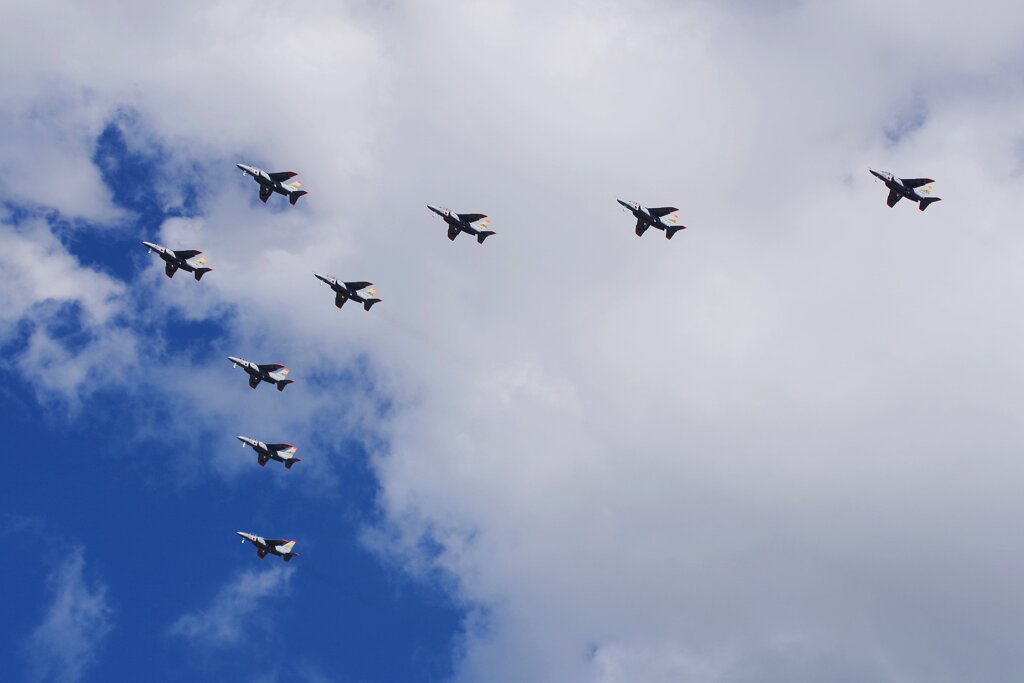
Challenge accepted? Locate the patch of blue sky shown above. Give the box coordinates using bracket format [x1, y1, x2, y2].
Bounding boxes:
[0, 117, 464, 682]
[884, 95, 929, 146]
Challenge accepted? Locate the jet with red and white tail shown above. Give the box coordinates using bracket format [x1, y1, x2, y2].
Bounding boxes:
[236, 532, 300, 562]
[237, 436, 301, 469]
[228, 356, 294, 392]
[237, 163, 308, 205]
[427, 205, 496, 243]
[869, 169, 941, 211]
[314, 273, 382, 311]
[142, 241, 212, 281]
[617, 199, 687, 239]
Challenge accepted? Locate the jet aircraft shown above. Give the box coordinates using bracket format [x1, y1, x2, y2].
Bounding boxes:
[427, 205, 496, 243]
[228, 356, 294, 391]
[617, 199, 687, 239]
[870, 170, 941, 211]
[236, 532, 299, 562]
[237, 163, 308, 205]
[237, 436, 301, 469]
[313, 273, 382, 311]
[142, 241, 213, 280]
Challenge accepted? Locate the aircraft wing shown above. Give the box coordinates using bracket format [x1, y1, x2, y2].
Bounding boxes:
[264, 539, 289, 548]
[269, 171, 298, 182]
[901, 178, 934, 189]
[267, 443, 295, 454]
[165, 262, 179, 277]
[447, 224, 461, 241]
[257, 363, 285, 373]
[258, 452, 269, 467]
[344, 281, 373, 291]
[635, 219, 649, 237]
[259, 185, 273, 203]
[457, 213, 488, 224]
[648, 206, 679, 218]
[887, 188, 902, 207]
[173, 249, 202, 260]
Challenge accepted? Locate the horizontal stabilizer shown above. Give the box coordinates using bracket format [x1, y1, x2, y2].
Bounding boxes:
[276, 379, 294, 392]
[919, 196, 941, 211]
[363, 298, 382, 311]
[194, 268, 212, 281]
[288, 190, 308, 206]
[284, 458, 301, 470]
[665, 225, 686, 239]
[476, 231, 495, 244]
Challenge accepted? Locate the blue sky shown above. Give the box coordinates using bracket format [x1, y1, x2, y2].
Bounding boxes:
[0, 125, 462, 683]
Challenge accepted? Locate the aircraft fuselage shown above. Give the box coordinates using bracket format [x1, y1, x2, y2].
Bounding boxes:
[237, 164, 290, 197]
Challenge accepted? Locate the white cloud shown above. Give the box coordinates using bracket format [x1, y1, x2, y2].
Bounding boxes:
[5, 1, 1024, 681]
[0, 218, 140, 405]
[170, 564, 294, 647]
[26, 547, 113, 683]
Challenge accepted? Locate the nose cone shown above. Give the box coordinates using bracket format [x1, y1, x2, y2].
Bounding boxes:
[616, 198, 634, 210]
[869, 169, 887, 181]
[427, 204, 444, 217]
[228, 355, 245, 366]
[236, 435, 252, 446]
[142, 240, 159, 251]
[314, 272, 333, 285]
[237, 163, 252, 173]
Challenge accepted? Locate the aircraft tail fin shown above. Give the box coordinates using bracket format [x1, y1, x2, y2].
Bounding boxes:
[276, 379, 295, 392]
[665, 225, 687, 240]
[476, 231, 496, 244]
[194, 267, 212, 281]
[919, 196, 941, 211]
[363, 298, 382, 311]
[289, 190, 308, 206]
[284, 458, 301, 470]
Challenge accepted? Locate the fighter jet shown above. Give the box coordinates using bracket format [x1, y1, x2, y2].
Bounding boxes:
[237, 163, 308, 205]
[870, 170, 941, 211]
[427, 205, 496, 243]
[617, 200, 687, 239]
[227, 356, 294, 392]
[237, 436, 301, 469]
[236, 532, 300, 562]
[142, 241, 213, 280]
[313, 273, 382, 311]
